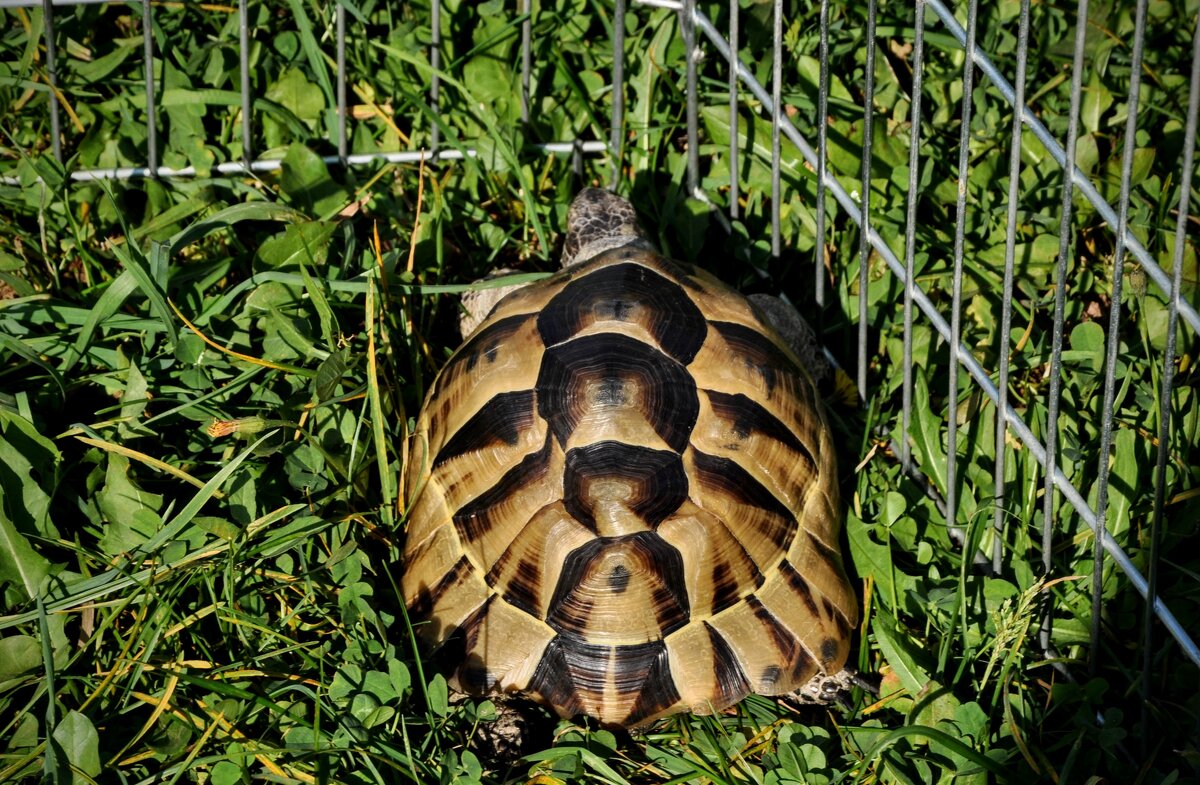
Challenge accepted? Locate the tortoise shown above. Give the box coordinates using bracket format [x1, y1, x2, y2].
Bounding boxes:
[401, 188, 858, 729]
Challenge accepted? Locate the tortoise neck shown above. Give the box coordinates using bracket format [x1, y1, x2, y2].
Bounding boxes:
[561, 237, 655, 269]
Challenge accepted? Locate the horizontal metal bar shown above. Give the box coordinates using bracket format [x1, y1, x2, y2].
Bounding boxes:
[693, 6, 1200, 670]
[0, 141, 610, 185]
[1, 0, 119, 6]
[925, 0, 1200, 336]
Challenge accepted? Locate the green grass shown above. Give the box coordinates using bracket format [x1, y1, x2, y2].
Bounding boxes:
[1, 0, 1198, 783]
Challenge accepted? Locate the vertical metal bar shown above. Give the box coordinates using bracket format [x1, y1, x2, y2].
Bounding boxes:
[41, 0, 62, 163]
[1145, 7, 1200, 730]
[610, 0, 625, 188]
[770, 0, 782, 257]
[946, 0, 980, 537]
[1090, 0, 1148, 677]
[683, 0, 700, 197]
[336, 0, 347, 163]
[856, 0, 877, 399]
[900, 0, 928, 471]
[814, 0, 830, 306]
[431, 0, 441, 153]
[728, 0, 738, 219]
[239, 0, 252, 167]
[521, 0, 532, 125]
[142, 0, 158, 176]
[993, 0, 1032, 574]
[1040, 0, 1091, 654]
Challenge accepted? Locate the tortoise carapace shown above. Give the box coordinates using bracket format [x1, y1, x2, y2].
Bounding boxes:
[401, 188, 857, 728]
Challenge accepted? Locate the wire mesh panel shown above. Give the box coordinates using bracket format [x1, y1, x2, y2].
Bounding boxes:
[648, 0, 1200, 694]
[3, 0, 1199, 775]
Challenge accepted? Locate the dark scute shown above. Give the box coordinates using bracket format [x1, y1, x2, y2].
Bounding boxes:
[438, 595, 495, 689]
[623, 640, 683, 726]
[453, 437, 553, 543]
[704, 389, 815, 467]
[806, 530, 841, 564]
[453, 596, 501, 692]
[823, 596, 855, 640]
[759, 665, 783, 689]
[536, 333, 699, 453]
[434, 390, 537, 468]
[710, 321, 802, 396]
[408, 555, 473, 619]
[691, 451, 797, 551]
[704, 622, 752, 707]
[527, 636, 587, 717]
[563, 441, 688, 529]
[778, 559, 820, 617]
[608, 564, 631, 592]
[545, 532, 690, 637]
[791, 646, 817, 682]
[746, 594, 800, 665]
[820, 637, 839, 667]
[537, 263, 707, 363]
[528, 635, 681, 727]
[449, 314, 531, 375]
[458, 665, 493, 692]
[747, 594, 816, 684]
[501, 557, 543, 616]
[709, 559, 746, 614]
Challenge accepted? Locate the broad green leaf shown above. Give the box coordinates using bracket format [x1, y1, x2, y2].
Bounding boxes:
[282, 0, 334, 105]
[0, 486, 51, 602]
[255, 221, 337, 270]
[0, 250, 24, 271]
[264, 68, 324, 122]
[909, 373, 948, 504]
[873, 612, 932, 700]
[1081, 71, 1113, 134]
[1104, 428, 1140, 540]
[315, 350, 348, 401]
[210, 760, 244, 785]
[427, 673, 449, 716]
[1063, 321, 1105, 371]
[52, 711, 101, 781]
[160, 87, 245, 107]
[97, 453, 163, 556]
[0, 410, 60, 540]
[0, 635, 40, 681]
[280, 144, 348, 217]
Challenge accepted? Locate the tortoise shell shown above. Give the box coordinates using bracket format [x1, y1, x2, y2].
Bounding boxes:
[401, 192, 857, 728]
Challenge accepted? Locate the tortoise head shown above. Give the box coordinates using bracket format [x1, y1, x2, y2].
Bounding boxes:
[561, 188, 653, 268]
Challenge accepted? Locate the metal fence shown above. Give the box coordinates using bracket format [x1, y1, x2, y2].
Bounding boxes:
[6, 0, 1198, 716]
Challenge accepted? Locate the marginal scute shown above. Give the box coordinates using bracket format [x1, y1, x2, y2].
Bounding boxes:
[447, 595, 555, 695]
[402, 200, 857, 728]
[528, 636, 683, 727]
